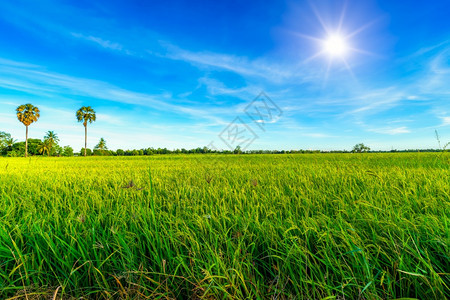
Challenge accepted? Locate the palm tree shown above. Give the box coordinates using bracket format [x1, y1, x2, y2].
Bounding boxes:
[95, 138, 107, 151]
[44, 131, 59, 155]
[5, 137, 16, 149]
[16, 103, 40, 157]
[38, 139, 51, 156]
[0, 132, 11, 148]
[76, 106, 96, 157]
[44, 131, 59, 145]
[0, 132, 15, 154]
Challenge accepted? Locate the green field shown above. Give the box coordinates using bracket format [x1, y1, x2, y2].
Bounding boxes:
[0, 153, 449, 299]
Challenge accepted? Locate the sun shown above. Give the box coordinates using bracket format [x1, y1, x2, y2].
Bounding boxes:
[323, 34, 348, 57]
[295, 2, 377, 81]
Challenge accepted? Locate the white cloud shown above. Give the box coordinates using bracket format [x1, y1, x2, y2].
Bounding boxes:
[0, 58, 233, 124]
[162, 43, 320, 84]
[197, 77, 257, 97]
[71, 32, 124, 51]
[441, 116, 450, 126]
[368, 126, 410, 135]
[301, 132, 334, 138]
[254, 117, 280, 124]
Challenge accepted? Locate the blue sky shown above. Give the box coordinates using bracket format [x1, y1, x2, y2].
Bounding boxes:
[1, 0, 450, 151]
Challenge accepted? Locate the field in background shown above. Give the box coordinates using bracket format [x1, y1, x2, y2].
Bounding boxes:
[0, 153, 449, 299]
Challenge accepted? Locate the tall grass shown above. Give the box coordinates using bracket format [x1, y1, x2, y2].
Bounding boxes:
[0, 153, 448, 299]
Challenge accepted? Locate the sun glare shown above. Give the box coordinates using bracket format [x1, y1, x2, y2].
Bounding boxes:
[297, 2, 377, 81]
[323, 35, 348, 57]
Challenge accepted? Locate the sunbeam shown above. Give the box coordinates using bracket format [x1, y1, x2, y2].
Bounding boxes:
[299, 1, 378, 80]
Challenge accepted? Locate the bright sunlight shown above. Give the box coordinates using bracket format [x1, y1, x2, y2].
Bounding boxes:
[323, 34, 348, 57]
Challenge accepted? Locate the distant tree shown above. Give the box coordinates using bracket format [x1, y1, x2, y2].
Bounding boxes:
[234, 145, 242, 154]
[95, 138, 107, 151]
[44, 131, 59, 155]
[0, 132, 15, 154]
[16, 103, 40, 157]
[38, 139, 52, 156]
[0, 131, 10, 149]
[12, 139, 43, 156]
[4, 137, 16, 153]
[92, 138, 108, 156]
[76, 106, 96, 157]
[53, 145, 63, 156]
[62, 146, 74, 157]
[116, 149, 124, 156]
[80, 148, 92, 156]
[144, 148, 154, 155]
[352, 143, 371, 153]
[93, 149, 102, 156]
[44, 131, 59, 145]
[30, 139, 44, 155]
[11, 142, 25, 156]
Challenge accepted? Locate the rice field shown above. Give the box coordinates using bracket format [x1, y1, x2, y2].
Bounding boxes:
[0, 153, 449, 299]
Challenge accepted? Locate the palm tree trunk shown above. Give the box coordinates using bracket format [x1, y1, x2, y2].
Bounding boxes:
[84, 124, 87, 157]
[25, 125, 28, 158]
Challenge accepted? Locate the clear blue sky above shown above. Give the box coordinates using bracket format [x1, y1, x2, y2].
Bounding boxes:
[1, 0, 450, 151]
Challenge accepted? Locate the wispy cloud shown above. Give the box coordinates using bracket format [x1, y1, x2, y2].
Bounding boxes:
[368, 126, 410, 135]
[254, 119, 280, 125]
[440, 116, 450, 126]
[334, 41, 450, 127]
[197, 77, 257, 97]
[162, 43, 320, 84]
[301, 132, 336, 138]
[345, 88, 405, 115]
[71, 32, 124, 51]
[0, 58, 231, 124]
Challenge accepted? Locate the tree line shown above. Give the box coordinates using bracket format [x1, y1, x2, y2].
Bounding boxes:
[0, 129, 326, 156]
[0, 103, 332, 157]
[2, 103, 446, 157]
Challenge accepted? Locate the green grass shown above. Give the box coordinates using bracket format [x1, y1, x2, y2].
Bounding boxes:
[0, 153, 449, 299]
